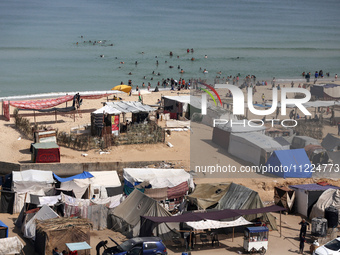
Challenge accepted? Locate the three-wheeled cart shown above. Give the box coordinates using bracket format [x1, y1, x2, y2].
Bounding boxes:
[243, 226, 269, 254]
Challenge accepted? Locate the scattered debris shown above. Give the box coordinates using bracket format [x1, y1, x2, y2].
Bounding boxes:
[81, 153, 88, 157]
[167, 142, 174, 148]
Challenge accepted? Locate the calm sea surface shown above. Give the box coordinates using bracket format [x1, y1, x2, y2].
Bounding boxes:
[1, 0, 340, 97]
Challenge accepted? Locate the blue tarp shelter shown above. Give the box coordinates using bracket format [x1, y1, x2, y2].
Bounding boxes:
[53, 171, 94, 182]
[265, 149, 312, 178]
[0, 220, 9, 238]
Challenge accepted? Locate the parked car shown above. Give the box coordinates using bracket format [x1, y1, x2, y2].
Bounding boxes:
[103, 237, 168, 255]
[314, 237, 340, 255]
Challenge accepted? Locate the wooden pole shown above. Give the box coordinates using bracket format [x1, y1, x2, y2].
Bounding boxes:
[232, 227, 234, 242]
[55, 110, 57, 123]
[280, 210, 282, 237]
[189, 230, 192, 250]
[34, 110, 36, 124]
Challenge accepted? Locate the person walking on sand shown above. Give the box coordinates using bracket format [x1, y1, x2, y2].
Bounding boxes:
[299, 234, 306, 254]
[299, 219, 309, 238]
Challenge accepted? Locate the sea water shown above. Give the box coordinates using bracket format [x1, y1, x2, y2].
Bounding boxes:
[0, 0, 340, 97]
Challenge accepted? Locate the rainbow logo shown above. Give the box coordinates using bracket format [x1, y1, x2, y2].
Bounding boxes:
[199, 83, 222, 106]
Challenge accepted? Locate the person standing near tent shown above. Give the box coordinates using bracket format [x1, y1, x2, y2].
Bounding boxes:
[96, 240, 108, 255]
[299, 219, 309, 238]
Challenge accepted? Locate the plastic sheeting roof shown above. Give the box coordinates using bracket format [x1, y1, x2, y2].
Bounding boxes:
[0, 236, 24, 255]
[215, 122, 266, 133]
[231, 132, 283, 150]
[123, 168, 193, 189]
[89, 171, 121, 188]
[92, 101, 155, 115]
[53, 171, 94, 182]
[163, 95, 203, 109]
[289, 183, 340, 191]
[12, 170, 54, 183]
[66, 242, 91, 251]
[186, 217, 252, 230]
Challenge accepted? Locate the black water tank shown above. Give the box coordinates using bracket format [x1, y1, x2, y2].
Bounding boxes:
[325, 206, 339, 228]
[311, 217, 328, 237]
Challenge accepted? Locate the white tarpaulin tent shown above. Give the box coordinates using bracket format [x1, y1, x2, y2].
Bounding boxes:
[0, 236, 24, 255]
[23, 204, 59, 240]
[89, 171, 121, 199]
[228, 133, 284, 166]
[310, 189, 340, 220]
[12, 170, 55, 213]
[123, 168, 194, 189]
[186, 217, 253, 230]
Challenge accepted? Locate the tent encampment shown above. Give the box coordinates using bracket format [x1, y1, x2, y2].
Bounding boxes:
[289, 183, 340, 217]
[215, 183, 277, 230]
[265, 149, 312, 178]
[110, 189, 179, 240]
[228, 132, 284, 166]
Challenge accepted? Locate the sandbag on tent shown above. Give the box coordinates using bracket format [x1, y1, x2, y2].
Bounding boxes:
[310, 189, 340, 221]
[110, 189, 179, 240]
[215, 183, 277, 230]
[186, 183, 231, 210]
[0, 236, 24, 255]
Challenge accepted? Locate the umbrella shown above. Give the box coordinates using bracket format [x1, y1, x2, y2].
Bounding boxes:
[111, 85, 132, 93]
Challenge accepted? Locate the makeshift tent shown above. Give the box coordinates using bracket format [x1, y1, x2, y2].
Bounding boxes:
[215, 183, 278, 230]
[123, 168, 194, 202]
[274, 186, 295, 213]
[35, 218, 92, 255]
[289, 183, 340, 217]
[291, 136, 320, 149]
[228, 132, 284, 166]
[321, 133, 340, 152]
[186, 183, 230, 210]
[273, 136, 291, 149]
[0, 236, 24, 255]
[110, 189, 179, 240]
[91, 101, 155, 136]
[88, 171, 122, 199]
[310, 84, 340, 100]
[139, 205, 285, 237]
[265, 149, 312, 178]
[61, 193, 122, 230]
[31, 142, 60, 163]
[22, 204, 59, 240]
[304, 144, 329, 165]
[310, 189, 340, 221]
[212, 122, 265, 151]
[0, 220, 8, 238]
[12, 170, 55, 214]
[54, 172, 94, 199]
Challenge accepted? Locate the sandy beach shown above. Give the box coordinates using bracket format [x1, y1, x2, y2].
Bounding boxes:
[1, 79, 340, 254]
